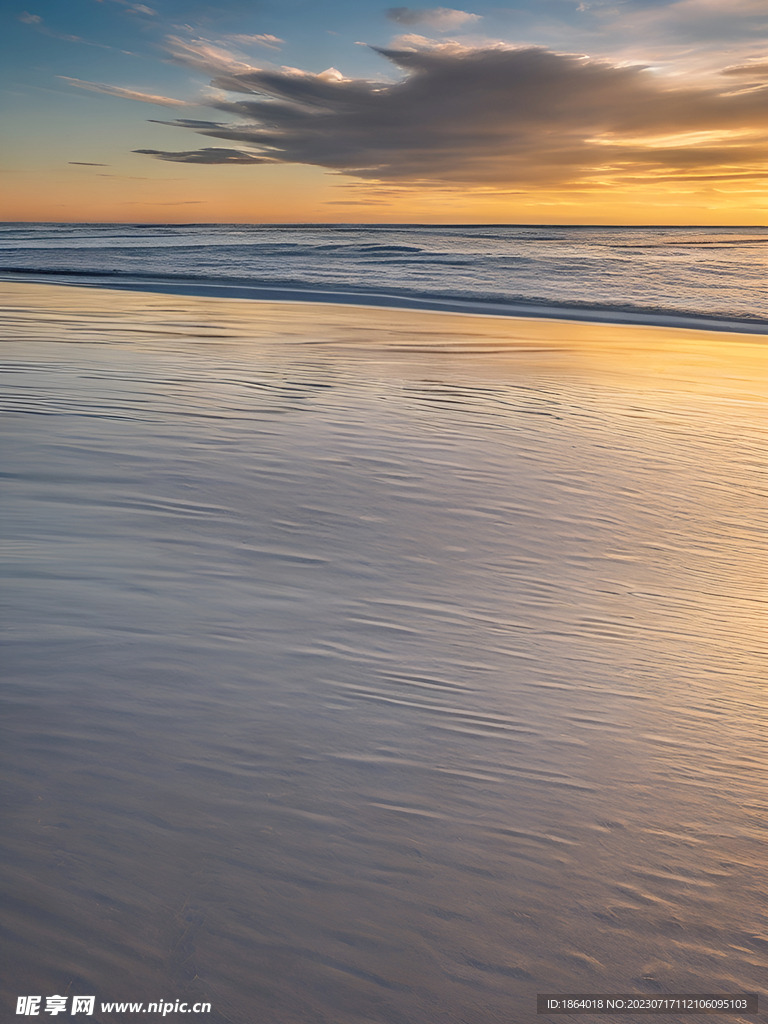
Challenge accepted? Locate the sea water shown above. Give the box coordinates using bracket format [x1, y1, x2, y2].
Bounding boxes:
[0, 275, 766, 1024]
[1, 222, 767, 327]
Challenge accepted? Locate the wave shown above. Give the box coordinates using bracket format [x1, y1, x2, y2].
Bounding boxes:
[610, 237, 768, 249]
[2, 266, 766, 334]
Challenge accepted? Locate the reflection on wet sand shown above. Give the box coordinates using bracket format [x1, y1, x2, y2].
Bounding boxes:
[1, 283, 765, 1024]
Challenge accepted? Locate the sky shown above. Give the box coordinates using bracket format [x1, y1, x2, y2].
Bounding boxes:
[1, 0, 766, 223]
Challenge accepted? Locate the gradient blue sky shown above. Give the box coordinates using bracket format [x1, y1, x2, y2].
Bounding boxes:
[2, 0, 766, 221]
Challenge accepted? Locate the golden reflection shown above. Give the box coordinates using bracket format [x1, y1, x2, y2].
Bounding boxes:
[2, 281, 765, 408]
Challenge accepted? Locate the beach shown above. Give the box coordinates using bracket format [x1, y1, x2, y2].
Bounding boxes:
[1, 280, 766, 1023]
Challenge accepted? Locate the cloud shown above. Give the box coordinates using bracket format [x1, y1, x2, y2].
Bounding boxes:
[17, 10, 135, 50]
[324, 200, 392, 205]
[106, 0, 157, 12]
[69, 161, 110, 165]
[484, 0, 768, 85]
[387, 33, 485, 53]
[148, 118, 225, 129]
[721, 61, 768, 78]
[135, 45, 768, 191]
[224, 33, 285, 50]
[385, 7, 481, 31]
[133, 147, 271, 164]
[163, 35, 258, 73]
[58, 77, 189, 106]
[17, 12, 82, 41]
[613, 0, 768, 44]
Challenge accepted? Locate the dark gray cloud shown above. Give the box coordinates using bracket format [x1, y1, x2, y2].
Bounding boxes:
[69, 161, 110, 166]
[137, 45, 768, 188]
[133, 147, 271, 164]
[148, 118, 228, 130]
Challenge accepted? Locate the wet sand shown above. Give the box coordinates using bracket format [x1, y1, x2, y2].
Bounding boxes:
[1, 282, 766, 1023]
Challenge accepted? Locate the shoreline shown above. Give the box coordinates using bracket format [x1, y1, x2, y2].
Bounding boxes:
[1, 270, 766, 336]
[3, 280, 766, 405]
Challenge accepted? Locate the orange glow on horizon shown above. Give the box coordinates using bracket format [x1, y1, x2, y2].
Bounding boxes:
[0, 142, 765, 225]
[2, 165, 766, 225]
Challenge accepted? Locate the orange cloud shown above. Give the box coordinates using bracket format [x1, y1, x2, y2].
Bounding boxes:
[58, 77, 189, 106]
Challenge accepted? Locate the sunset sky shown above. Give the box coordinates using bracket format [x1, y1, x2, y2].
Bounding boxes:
[1, 0, 766, 223]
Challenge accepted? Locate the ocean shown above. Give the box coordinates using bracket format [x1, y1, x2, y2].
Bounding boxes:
[0, 227, 766, 1024]
[1, 222, 767, 329]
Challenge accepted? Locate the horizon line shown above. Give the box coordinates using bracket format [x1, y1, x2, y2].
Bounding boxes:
[2, 221, 767, 229]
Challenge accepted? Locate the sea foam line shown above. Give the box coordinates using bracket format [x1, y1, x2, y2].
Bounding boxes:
[1, 269, 766, 335]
